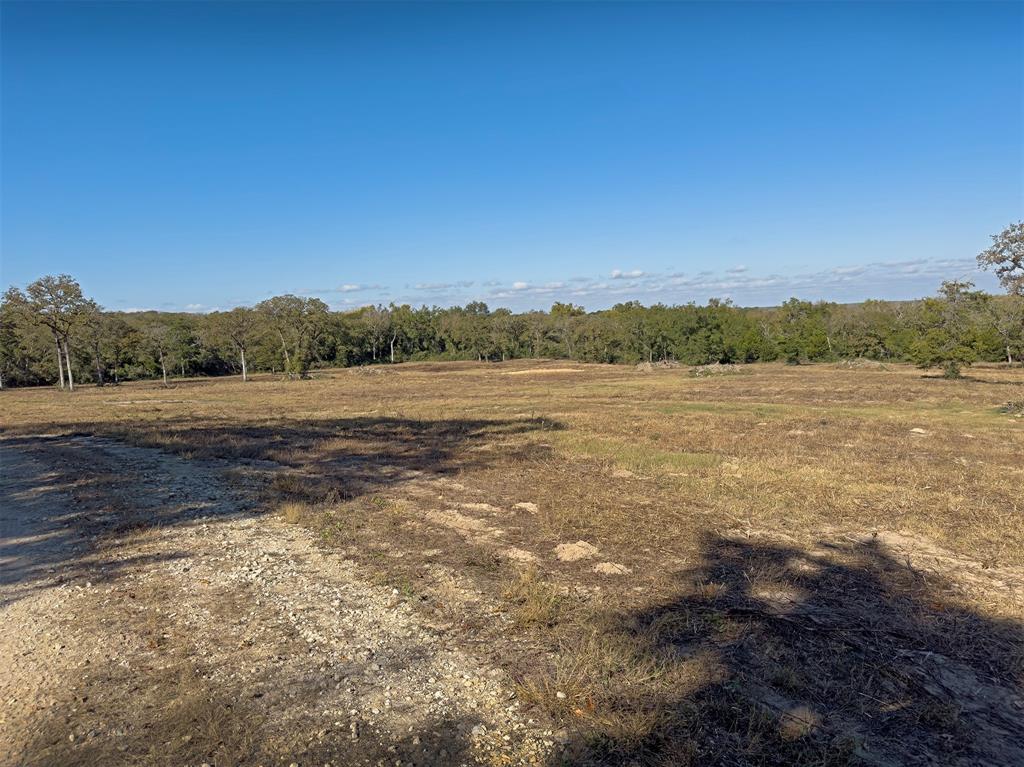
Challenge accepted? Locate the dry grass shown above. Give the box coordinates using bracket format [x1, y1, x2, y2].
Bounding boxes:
[503, 566, 564, 628]
[3, 360, 1022, 765]
[17, 576, 265, 767]
[277, 500, 309, 524]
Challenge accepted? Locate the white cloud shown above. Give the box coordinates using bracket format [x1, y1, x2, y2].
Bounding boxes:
[413, 280, 475, 291]
[279, 256, 994, 313]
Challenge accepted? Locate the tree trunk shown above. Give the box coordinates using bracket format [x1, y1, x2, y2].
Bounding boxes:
[93, 343, 105, 386]
[63, 339, 74, 391]
[390, 333, 396, 363]
[55, 336, 65, 389]
[181, 361, 186, 377]
[240, 346, 248, 382]
[159, 351, 168, 386]
[1009, 346, 1014, 365]
[276, 330, 291, 371]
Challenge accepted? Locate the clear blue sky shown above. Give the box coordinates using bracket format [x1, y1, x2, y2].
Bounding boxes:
[2, 1, 1021, 312]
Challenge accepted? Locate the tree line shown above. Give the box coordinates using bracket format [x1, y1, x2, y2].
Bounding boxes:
[2, 223, 1021, 388]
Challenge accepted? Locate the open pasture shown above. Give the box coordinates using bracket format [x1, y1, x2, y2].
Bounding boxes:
[2, 360, 1022, 765]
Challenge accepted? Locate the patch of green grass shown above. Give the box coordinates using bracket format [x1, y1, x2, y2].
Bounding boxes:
[555, 433, 722, 473]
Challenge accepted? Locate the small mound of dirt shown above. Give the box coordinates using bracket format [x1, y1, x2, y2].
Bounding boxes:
[554, 541, 599, 562]
[592, 562, 631, 576]
[635, 360, 681, 372]
[835, 358, 889, 370]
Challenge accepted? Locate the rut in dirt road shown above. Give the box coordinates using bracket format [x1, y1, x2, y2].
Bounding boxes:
[0, 436, 556, 767]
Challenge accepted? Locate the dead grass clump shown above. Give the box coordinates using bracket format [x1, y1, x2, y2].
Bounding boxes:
[278, 500, 308, 524]
[689, 362, 743, 377]
[269, 472, 342, 505]
[835, 357, 888, 370]
[635, 360, 681, 372]
[503, 567, 563, 628]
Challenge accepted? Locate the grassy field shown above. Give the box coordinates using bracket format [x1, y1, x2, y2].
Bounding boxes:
[3, 360, 1022, 765]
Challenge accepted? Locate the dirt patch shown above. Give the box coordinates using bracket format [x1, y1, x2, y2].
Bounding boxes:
[592, 562, 631, 576]
[635, 360, 681, 372]
[554, 541, 599, 562]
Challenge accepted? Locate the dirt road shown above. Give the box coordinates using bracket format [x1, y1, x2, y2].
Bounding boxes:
[0, 436, 555, 766]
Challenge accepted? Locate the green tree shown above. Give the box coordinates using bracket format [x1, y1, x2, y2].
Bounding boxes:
[208, 307, 260, 380]
[24, 274, 90, 390]
[978, 221, 1024, 296]
[256, 295, 329, 376]
[910, 281, 986, 378]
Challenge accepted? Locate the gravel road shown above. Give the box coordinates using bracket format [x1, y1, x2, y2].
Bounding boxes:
[0, 436, 556, 766]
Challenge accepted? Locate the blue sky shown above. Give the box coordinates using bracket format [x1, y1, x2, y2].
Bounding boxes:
[2, 1, 1021, 312]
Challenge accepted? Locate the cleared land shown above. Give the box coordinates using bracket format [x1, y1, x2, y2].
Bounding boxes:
[1, 360, 1022, 766]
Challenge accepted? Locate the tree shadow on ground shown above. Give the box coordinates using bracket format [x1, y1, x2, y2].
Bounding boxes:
[0, 415, 560, 603]
[554, 533, 1024, 767]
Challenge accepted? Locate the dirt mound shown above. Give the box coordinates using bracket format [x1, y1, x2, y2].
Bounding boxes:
[554, 540, 599, 562]
[635, 360, 681, 372]
[592, 562, 631, 576]
[689, 362, 743, 377]
[835, 358, 889, 370]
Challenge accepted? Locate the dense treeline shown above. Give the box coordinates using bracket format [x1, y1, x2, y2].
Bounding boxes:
[2, 224, 1021, 388]
[1, 280, 1021, 389]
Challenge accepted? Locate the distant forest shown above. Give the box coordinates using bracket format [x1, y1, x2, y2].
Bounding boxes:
[1, 278, 1020, 389]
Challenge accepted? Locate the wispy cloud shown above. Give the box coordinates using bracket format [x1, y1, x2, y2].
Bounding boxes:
[232, 256, 994, 314]
[413, 280, 475, 291]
